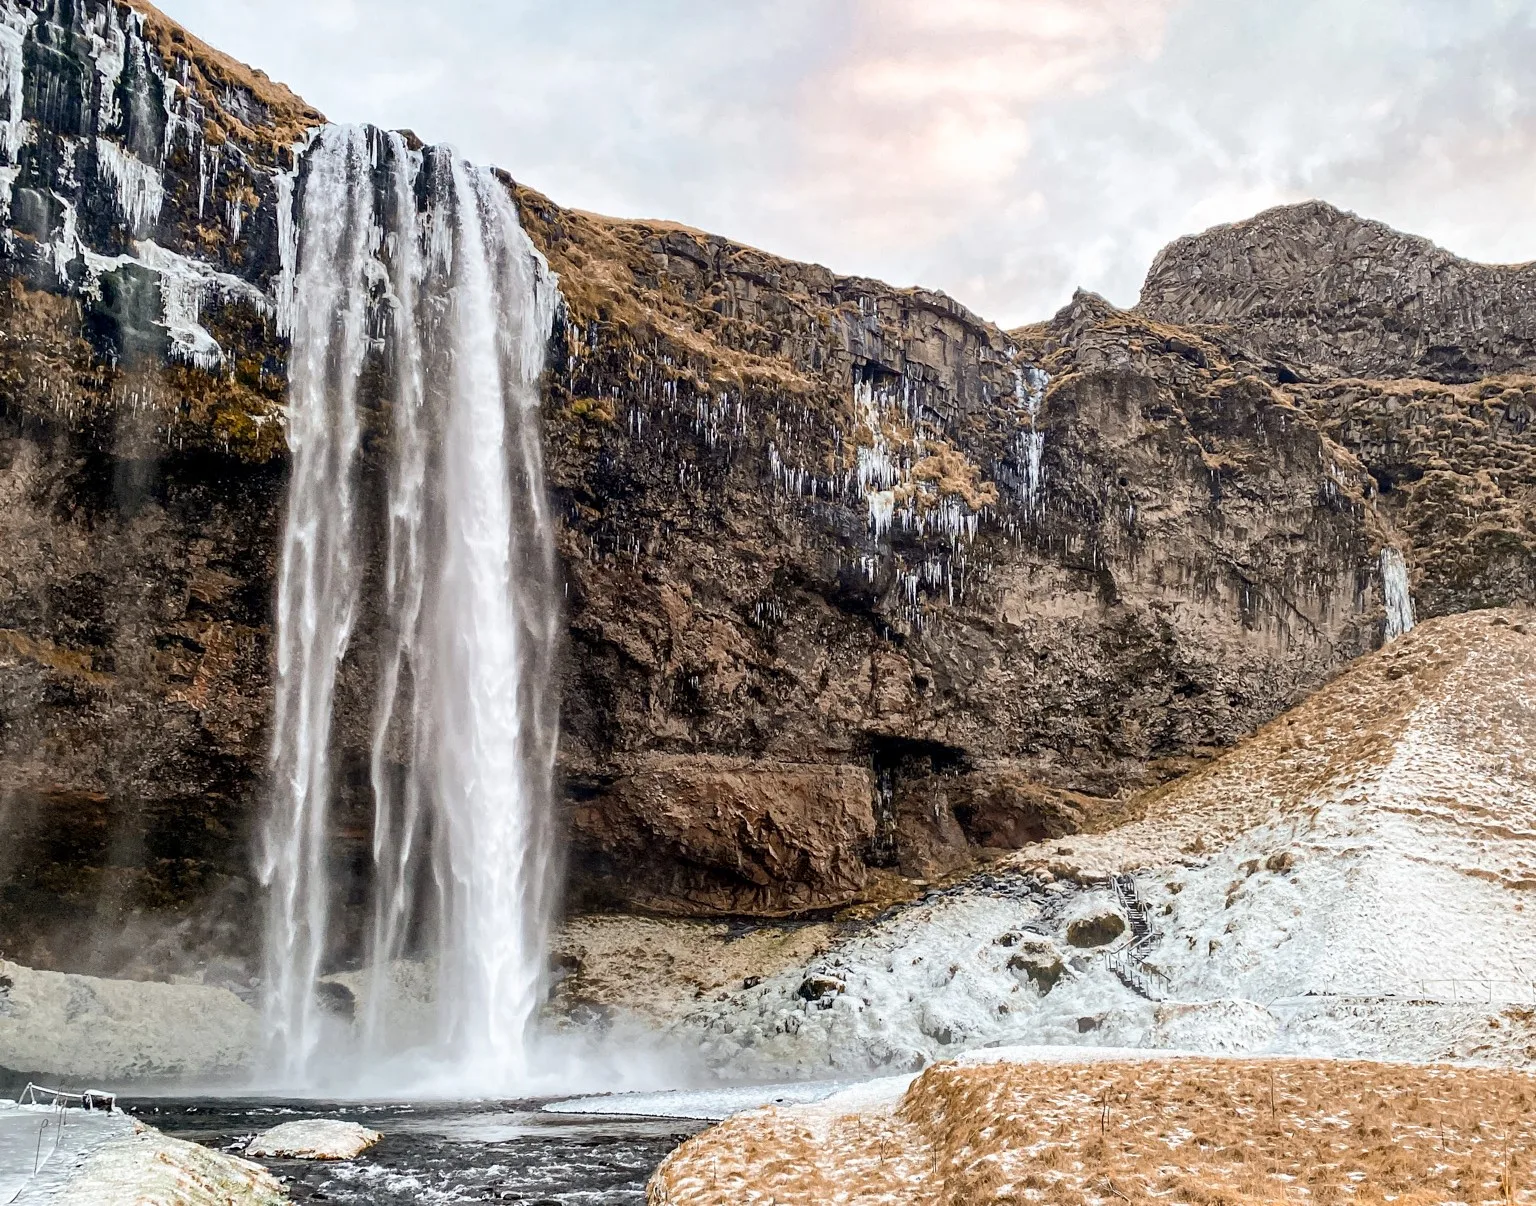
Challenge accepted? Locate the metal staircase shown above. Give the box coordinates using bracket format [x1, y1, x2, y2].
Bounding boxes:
[1107, 874, 1166, 1000]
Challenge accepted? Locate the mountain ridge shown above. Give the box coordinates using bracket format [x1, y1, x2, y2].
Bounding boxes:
[0, 0, 1528, 982]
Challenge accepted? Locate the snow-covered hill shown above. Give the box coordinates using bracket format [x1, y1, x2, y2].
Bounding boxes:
[674, 609, 1536, 1076]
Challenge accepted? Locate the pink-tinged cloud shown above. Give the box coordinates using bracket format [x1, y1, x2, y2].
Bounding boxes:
[794, 0, 1178, 244]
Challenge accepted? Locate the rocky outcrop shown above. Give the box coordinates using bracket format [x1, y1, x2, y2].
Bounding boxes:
[0, 3, 1531, 972]
[1139, 199, 1536, 383]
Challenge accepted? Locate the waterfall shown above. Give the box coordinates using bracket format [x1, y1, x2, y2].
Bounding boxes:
[260, 124, 562, 1089]
[1381, 547, 1416, 639]
[1014, 364, 1049, 511]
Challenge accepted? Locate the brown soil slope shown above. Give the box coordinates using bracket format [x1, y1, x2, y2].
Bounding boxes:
[1018, 606, 1536, 883]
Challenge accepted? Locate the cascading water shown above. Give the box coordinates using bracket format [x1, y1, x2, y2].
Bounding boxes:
[1014, 364, 1049, 512]
[1381, 547, 1416, 640]
[260, 124, 562, 1091]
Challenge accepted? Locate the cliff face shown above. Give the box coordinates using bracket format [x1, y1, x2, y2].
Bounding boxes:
[0, 4, 1530, 975]
[0, 0, 311, 973]
[1139, 199, 1536, 384]
[530, 217, 1388, 915]
[1140, 199, 1536, 630]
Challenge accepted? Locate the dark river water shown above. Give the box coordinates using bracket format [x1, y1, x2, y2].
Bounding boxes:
[121, 1097, 708, 1204]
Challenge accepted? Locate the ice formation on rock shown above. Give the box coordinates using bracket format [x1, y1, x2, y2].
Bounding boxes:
[0, 4, 31, 166]
[94, 138, 165, 235]
[262, 124, 562, 1091]
[1381, 547, 1415, 638]
[1015, 363, 1049, 510]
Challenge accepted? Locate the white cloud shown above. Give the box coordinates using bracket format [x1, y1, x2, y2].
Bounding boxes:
[155, 0, 1536, 325]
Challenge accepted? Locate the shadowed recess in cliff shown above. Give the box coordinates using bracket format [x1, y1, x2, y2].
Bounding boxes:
[260, 122, 563, 1091]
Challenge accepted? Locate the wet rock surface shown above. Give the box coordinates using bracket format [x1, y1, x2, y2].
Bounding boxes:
[0, 3, 1531, 971]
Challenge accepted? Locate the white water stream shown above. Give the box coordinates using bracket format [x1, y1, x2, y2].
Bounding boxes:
[1381, 546, 1416, 639]
[260, 124, 562, 1091]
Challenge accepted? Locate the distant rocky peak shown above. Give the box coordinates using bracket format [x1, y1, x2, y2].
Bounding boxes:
[1137, 199, 1536, 384]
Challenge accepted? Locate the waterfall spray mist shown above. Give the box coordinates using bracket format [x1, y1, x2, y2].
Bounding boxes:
[261, 124, 562, 1091]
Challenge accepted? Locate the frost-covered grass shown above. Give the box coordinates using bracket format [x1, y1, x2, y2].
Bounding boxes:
[46, 1122, 286, 1206]
[651, 1055, 1536, 1205]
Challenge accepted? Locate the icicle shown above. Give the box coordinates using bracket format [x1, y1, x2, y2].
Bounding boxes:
[96, 138, 165, 234]
[869, 489, 895, 538]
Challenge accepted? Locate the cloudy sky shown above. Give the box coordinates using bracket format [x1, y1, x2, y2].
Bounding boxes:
[157, 0, 1536, 325]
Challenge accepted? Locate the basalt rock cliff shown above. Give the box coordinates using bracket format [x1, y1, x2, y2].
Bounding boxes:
[0, 1, 1531, 978]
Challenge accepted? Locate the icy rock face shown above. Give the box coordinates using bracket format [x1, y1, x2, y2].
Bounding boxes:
[0, 0, 1534, 976]
[0, 0, 316, 390]
[674, 880, 1157, 1078]
[0, 0, 321, 973]
[0, 958, 258, 1080]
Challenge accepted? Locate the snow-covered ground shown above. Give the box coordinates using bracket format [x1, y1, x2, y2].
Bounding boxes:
[670, 609, 1536, 1077]
[0, 961, 257, 1083]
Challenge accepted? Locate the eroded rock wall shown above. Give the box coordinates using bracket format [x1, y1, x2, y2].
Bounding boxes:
[0, 4, 1530, 974]
[0, 0, 307, 971]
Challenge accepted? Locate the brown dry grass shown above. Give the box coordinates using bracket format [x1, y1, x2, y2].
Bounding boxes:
[650, 1056, 1536, 1205]
[127, 0, 325, 148]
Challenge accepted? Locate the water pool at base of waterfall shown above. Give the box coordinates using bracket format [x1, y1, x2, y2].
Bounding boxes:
[122, 1098, 706, 1204]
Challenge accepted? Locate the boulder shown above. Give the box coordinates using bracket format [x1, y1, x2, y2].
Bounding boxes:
[1005, 938, 1068, 993]
[1066, 912, 1126, 949]
[797, 974, 846, 1002]
[245, 1119, 382, 1160]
